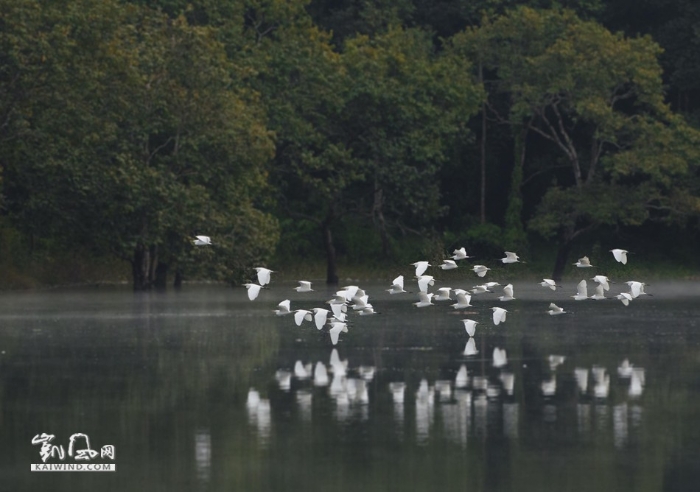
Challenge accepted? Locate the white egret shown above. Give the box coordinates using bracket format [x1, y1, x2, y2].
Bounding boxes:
[359, 306, 377, 315]
[540, 279, 557, 291]
[452, 291, 472, 309]
[611, 248, 628, 264]
[626, 281, 649, 298]
[439, 259, 458, 270]
[573, 256, 594, 268]
[254, 267, 274, 286]
[244, 283, 262, 301]
[549, 355, 566, 371]
[461, 319, 478, 337]
[592, 367, 610, 399]
[616, 292, 633, 306]
[312, 308, 330, 330]
[351, 295, 370, 311]
[387, 275, 406, 294]
[501, 251, 522, 264]
[193, 235, 212, 246]
[472, 265, 490, 277]
[413, 292, 434, 308]
[499, 283, 515, 301]
[571, 280, 589, 300]
[274, 300, 292, 316]
[313, 362, 329, 386]
[328, 322, 348, 345]
[433, 287, 453, 301]
[411, 261, 431, 277]
[471, 284, 492, 294]
[491, 307, 508, 325]
[294, 309, 312, 326]
[592, 275, 610, 291]
[617, 359, 633, 378]
[590, 284, 607, 300]
[547, 303, 566, 315]
[329, 302, 346, 319]
[340, 285, 360, 301]
[452, 247, 472, 260]
[417, 275, 435, 293]
[295, 280, 313, 293]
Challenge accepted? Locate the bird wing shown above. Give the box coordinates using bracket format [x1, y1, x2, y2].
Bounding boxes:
[594, 284, 605, 297]
[413, 261, 429, 277]
[392, 275, 404, 289]
[245, 283, 261, 301]
[278, 299, 291, 312]
[577, 280, 587, 297]
[256, 268, 272, 286]
[313, 309, 329, 330]
[503, 284, 514, 298]
[417, 276, 433, 293]
[294, 310, 308, 326]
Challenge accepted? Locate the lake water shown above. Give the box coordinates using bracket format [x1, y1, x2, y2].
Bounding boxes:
[3, 280, 700, 491]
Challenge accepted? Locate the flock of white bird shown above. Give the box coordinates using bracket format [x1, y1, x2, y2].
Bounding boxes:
[207, 238, 647, 347]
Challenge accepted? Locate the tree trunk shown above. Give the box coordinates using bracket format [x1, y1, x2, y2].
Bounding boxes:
[504, 126, 527, 250]
[551, 233, 573, 281]
[132, 243, 152, 291]
[373, 179, 390, 258]
[173, 268, 183, 289]
[322, 211, 338, 285]
[479, 61, 487, 224]
[154, 262, 168, 290]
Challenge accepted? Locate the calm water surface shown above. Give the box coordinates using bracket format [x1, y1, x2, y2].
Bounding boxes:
[2, 280, 700, 491]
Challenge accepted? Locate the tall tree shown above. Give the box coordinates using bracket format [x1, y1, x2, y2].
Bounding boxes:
[456, 7, 700, 278]
[0, 0, 277, 289]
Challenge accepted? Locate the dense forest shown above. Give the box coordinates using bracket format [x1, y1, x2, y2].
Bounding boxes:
[1, 0, 699, 289]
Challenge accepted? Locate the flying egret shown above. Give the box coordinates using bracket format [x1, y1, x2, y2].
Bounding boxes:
[501, 251, 523, 264]
[616, 292, 633, 306]
[611, 248, 628, 264]
[329, 322, 348, 345]
[254, 267, 274, 286]
[626, 281, 650, 298]
[387, 275, 406, 294]
[452, 247, 472, 260]
[340, 285, 360, 301]
[590, 284, 607, 300]
[472, 265, 490, 277]
[244, 283, 262, 301]
[629, 368, 644, 397]
[417, 275, 435, 293]
[461, 319, 478, 337]
[573, 256, 594, 268]
[499, 283, 515, 301]
[471, 284, 492, 294]
[359, 306, 377, 315]
[274, 300, 292, 315]
[312, 308, 330, 330]
[571, 280, 589, 300]
[592, 275, 610, 291]
[541, 376, 557, 397]
[617, 359, 634, 378]
[314, 362, 329, 386]
[439, 260, 458, 270]
[329, 302, 346, 319]
[351, 295, 370, 311]
[193, 235, 212, 245]
[411, 261, 431, 277]
[433, 287, 453, 301]
[549, 355, 566, 370]
[452, 291, 472, 309]
[547, 303, 566, 315]
[540, 279, 557, 291]
[294, 309, 312, 326]
[413, 292, 434, 308]
[295, 280, 313, 293]
[491, 307, 508, 325]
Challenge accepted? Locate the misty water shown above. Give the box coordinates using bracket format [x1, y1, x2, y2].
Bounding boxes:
[4, 280, 700, 491]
